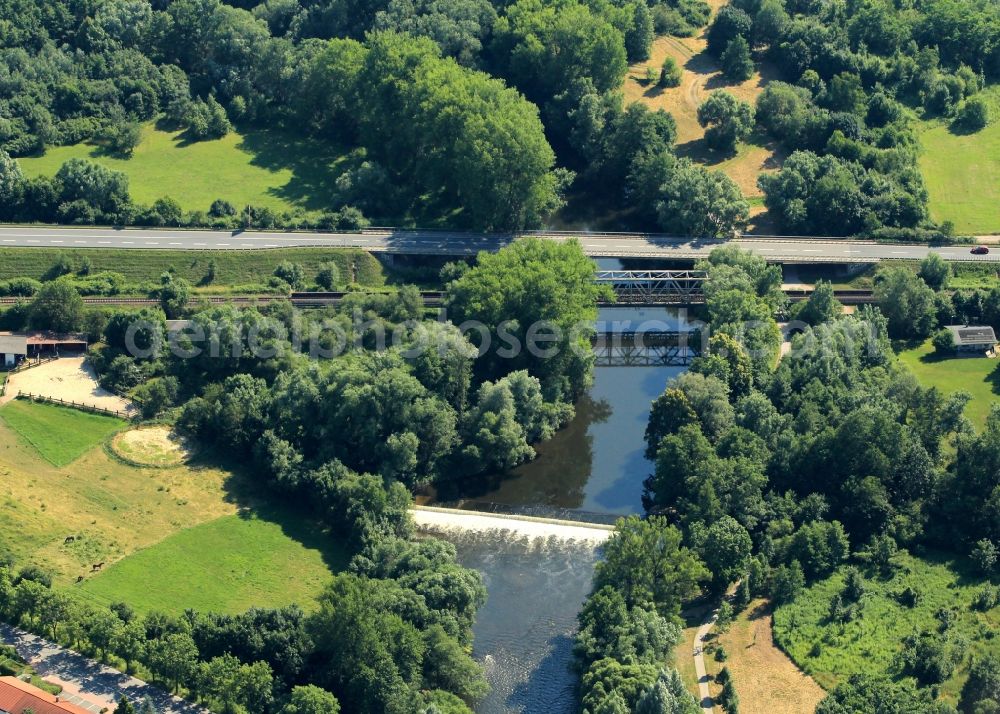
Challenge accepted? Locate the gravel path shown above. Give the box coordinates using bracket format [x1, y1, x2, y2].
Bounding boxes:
[693, 607, 718, 713]
[0, 623, 207, 713]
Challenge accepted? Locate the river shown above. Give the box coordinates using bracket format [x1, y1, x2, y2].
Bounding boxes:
[433, 307, 691, 714]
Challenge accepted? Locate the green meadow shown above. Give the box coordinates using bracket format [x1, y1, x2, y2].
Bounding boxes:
[17, 122, 361, 215]
[896, 339, 1000, 429]
[0, 400, 123, 466]
[75, 512, 348, 615]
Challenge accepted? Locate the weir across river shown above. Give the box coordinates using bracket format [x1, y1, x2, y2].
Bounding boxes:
[411, 506, 615, 544]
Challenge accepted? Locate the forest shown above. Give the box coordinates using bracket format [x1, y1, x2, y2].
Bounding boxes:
[575, 248, 1000, 713]
[1, 0, 998, 235]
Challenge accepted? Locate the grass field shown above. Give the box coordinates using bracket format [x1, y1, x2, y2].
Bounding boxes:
[75, 511, 347, 615]
[795, 262, 1000, 291]
[0, 402, 344, 616]
[919, 86, 1000, 235]
[0, 247, 387, 290]
[0, 400, 123, 466]
[773, 552, 1000, 704]
[896, 339, 1000, 428]
[17, 122, 360, 216]
[0, 410, 236, 585]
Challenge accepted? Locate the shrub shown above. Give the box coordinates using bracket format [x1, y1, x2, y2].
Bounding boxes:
[894, 586, 922, 608]
[716, 601, 734, 632]
[972, 585, 1000, 612]
[0, 278, 41, 297]
[316, 262, 341, 290]
[954, 96, 990, 132]
[273, 261, 305, 290]
[660, 57, 682, 87]
[972, 539, 999, 575]
[209, 199, 236, 218]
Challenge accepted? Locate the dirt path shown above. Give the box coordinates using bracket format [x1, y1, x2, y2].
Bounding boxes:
[693, 606, 718, 712]
[1, 357, 135, 413]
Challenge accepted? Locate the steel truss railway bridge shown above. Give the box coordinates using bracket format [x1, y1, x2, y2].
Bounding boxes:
[596, 270, 706, 304]
[592, 330, 703, 367]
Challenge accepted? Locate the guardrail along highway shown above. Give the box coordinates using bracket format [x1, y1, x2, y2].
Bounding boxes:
[0, 226, 997, 263]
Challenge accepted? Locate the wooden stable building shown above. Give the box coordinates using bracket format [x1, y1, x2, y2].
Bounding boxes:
[0, 332, 88, 363]
[0, 334, 27, 367]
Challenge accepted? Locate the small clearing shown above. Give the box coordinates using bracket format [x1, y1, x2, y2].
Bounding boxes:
[624, 26, 784, 203]
[716, 600, 826, 714]
[112, 427, 193, 467]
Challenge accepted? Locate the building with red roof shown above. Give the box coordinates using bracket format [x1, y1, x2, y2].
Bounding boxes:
[0, 676, 94, 714]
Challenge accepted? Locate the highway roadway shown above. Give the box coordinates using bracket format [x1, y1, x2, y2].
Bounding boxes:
[0, 226, 998, 263]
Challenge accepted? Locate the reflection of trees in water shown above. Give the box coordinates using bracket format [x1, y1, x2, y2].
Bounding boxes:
[434, 395, 612, 512]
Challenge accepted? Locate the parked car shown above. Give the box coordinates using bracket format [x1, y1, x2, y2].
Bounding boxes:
[971, 246, 990, 254]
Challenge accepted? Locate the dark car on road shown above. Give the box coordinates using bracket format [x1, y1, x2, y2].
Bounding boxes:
[971, 246, 990, 254]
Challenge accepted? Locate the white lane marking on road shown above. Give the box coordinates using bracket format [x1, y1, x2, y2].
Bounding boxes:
[146, 242, 159, 245]
[26, 239, 38, 243]
[49, 240, 63, 243]
[802, 249, 821, 252]
[193, 242, 206, 246]
[121, 241, 134, 244]
[757, 248, 775, 251]
[891, 251, 908, 254]
[265, 244, 279, 247]
[2, 239, 13, 242]
[169, 242, 182, 245]
[98, 241, 111, 244]
[217, 243, 230, 246]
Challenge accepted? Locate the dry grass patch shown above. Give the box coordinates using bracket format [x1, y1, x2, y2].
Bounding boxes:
[716, 599, 827, 714]
[624, 27, 784, 199]
[111, 426, 194, 467]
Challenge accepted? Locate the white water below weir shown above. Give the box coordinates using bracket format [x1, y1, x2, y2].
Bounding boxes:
[411, 506, 615, 544]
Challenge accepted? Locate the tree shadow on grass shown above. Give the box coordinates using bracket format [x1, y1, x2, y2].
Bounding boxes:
[236, 128, 364, 213]
[983, 360, 1000, 396]
[917, 548, 997, 588]
[189, 448, 352, 574]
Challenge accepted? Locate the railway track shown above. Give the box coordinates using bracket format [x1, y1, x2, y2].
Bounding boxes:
[0, 288, 875, 307]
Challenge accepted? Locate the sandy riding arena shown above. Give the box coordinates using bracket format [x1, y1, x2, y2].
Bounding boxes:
[1, 357, 135, 414]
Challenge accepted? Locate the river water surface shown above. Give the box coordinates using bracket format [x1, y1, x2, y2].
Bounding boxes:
[435, 307, 691, 713]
